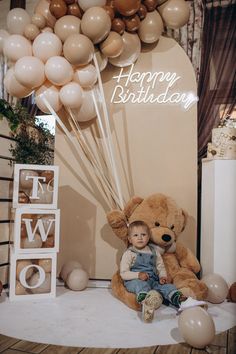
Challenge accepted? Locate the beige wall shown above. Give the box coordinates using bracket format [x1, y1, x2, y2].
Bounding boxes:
[55, 36, 198, 279]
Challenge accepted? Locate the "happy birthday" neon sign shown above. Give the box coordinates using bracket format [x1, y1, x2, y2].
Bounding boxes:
[111, 64, 198, 111]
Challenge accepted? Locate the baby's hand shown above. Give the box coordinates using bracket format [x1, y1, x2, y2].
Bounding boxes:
[138, 272, 149, 281]
[160, 277, 167, 284]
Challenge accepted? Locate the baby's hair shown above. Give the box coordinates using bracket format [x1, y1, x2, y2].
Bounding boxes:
[128, 220, 151, 238]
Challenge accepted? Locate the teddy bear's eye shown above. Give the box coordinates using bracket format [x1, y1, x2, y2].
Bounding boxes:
[170, 225, 175, 230]
[155, 222, 160, 227]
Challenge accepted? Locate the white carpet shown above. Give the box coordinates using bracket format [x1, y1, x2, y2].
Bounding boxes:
[0, 285, 235, 348]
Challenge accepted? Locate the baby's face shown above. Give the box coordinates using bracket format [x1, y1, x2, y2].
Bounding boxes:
[128, 226, 150, 249]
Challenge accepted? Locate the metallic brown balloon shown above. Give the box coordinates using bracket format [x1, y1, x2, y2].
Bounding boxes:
[137, 4, 147, 19]
[67, 3, 83, 18]
[102, 5, 115, 20]
[114, 0, 141, 16]
[49, 0, 68, 19]
[111, 18, 125, 35]
[124, 15, 140, 32]
[143, 0, 158, 12]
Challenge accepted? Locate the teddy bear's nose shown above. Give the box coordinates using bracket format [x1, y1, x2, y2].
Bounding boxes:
[162, 234, 172, 242]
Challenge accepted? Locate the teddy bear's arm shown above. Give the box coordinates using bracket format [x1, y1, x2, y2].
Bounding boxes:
[175, 242, 201, 274]
[106, 210, 128, 242]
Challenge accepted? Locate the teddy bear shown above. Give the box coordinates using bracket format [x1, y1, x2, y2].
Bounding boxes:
[107, 193, 208, 310]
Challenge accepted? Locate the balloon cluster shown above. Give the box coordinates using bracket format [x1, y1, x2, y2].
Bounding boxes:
[60, 260, 89, 291]
[0, 0, 190, 120]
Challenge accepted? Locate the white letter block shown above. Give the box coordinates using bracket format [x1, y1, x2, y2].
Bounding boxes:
[9, 250, 57, 301]
[13, 164, 59, 209]
[12, 208, 60, 254]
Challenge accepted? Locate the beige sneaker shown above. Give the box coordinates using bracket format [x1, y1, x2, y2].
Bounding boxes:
[142, 290, 163, 323]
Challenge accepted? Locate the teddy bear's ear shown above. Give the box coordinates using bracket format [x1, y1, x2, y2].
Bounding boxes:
[106, 210, 128, 242]
[124, 196, 143, 218]
[181, 209, 188, 232]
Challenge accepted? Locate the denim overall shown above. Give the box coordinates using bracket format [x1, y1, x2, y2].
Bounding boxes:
[124, 245, 177, 302]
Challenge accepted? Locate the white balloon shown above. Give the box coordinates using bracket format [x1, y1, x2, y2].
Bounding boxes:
[66, 268, 88, 291]
[60, 260, 83, 282]
[15, 56, 45, 89]
[78, 0, 106, 12]
[76, 88, 99, 122]
[0, 29, 10, 54]
[73, 64, 97, 88]
[33, 32, 62, 63]
[35, 81, 62, 114]
[4, 68, 33, 98]
[60, 82, 83, 109]
[3, 35, 32, 62]
[45, 56, 73, 86]
[7, 8, 31, 35]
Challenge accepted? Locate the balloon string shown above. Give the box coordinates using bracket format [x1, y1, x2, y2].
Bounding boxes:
[93, 54, 124, 210]
[41, 97, 115, 210]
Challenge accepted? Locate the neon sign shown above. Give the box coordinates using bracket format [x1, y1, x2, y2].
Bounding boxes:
[111, 64, 198, 111]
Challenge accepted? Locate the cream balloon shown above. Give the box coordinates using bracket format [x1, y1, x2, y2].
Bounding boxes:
[7, 8, 31, 35]
[38, 259, 52, 273]
[34, 0, 56, 28]
[178, 307, 215, 349]
[158, 0, 190, 29]
[109, 31, 141, 67]
[60, 260, 83, 281]
[54, 15, 81, 43]
[19, 169, 39, 189]
[31, 13, 46, 29]
[0, 30, 10, 54]
[15, 56, 45, 89]
[78, 0, 106, 12]
[24, 24, 40, 41]
[4, 68, 33, 98]
[30, 273, 51, 294]
[3, 35, 32, 62]
[73, 64, 97, 88]
[202, 273, 229, 304]
[81, 7, 111, 44]
[35, 81, 62, 113]
[16, 260, 33, 280]
[59, 82, 83, 109]
[63, 34, 94, 66]
[76, 88, 98, 122]
[22, 233, 43, 249]
[138, 10, 164, 43]
[45, 56, 73, 86]
[100, 31, 124, 58]
[33, 33, 62, 63]
[66, 268, 88, 291]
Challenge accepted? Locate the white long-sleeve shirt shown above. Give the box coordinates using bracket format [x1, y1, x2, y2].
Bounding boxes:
[120, 245, 167, 281]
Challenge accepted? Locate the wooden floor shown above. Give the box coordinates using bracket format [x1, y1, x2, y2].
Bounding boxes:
[0, 327, 235, 354]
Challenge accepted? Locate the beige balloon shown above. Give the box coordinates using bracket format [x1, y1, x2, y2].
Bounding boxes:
[60, 260, 83, 282]
[178, 307, 215, 349]
[41, 27, 54, 33]
[22, 233, 43, 249]
[81, 7, 111, 44]
[109, 31, 141, 67]
[100, 31, 124, 58]
[30, 273, 51, 294]
[138, 10, 164, 43]
[76, 88, 98, 122]
[73, 64, 97, 88]
[7, 8, 31, 35]
[60, 82, 83, 109]
[15, 56, 45, 89]
[158, 0, 190, 29]
[38, 259, 52, 273]
[19, 169, 39, 189]
[24, 24, 40, 41]
[66, 268, 88, 291]
[15, 280, 28, 295]
[78, 0, 106, 12]
[4, 68, 33, 98]
[3, 35, 32, 62]
[54, 15, 81, 43]
[16, 260, 33, 280]
[31, 13, 46, 29]
[202, 273, 229, 304]
[35, 81, 62, 114]
[34, 0, 56, 28]
[45, 56, 73, 86]
[63, 34, 94, 66]
[33, 32, 62, 63]
[0, 29, 10, 54]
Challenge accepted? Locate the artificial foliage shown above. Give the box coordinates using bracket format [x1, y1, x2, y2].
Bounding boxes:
[0, 99, 54, 165]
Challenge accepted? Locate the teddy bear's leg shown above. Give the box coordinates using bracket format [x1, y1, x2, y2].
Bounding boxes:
[172, 269, 208, 300]
[111, 271, 141, 311]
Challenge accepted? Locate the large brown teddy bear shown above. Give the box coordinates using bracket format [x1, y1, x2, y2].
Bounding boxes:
[107, 193, 208, 311]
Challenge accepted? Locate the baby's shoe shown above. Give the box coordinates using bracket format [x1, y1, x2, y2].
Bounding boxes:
[177, 296, 208, 315]
[142, 290, 163, 323]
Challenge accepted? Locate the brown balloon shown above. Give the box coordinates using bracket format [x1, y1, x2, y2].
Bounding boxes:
[40, 170, 54, 184]
[143, 0, 158, 12]
[67, 3, 83, 18]
[137, 4, 147, 19]
[114, 0, 141, 17]
[18, 191, 30, 204]
[64, 0, 75, 4]
[49, 0, 68, 19]
[124, 15, 140, 32]
[111, 18, 125, 35]
[103, 5, 115, 20]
